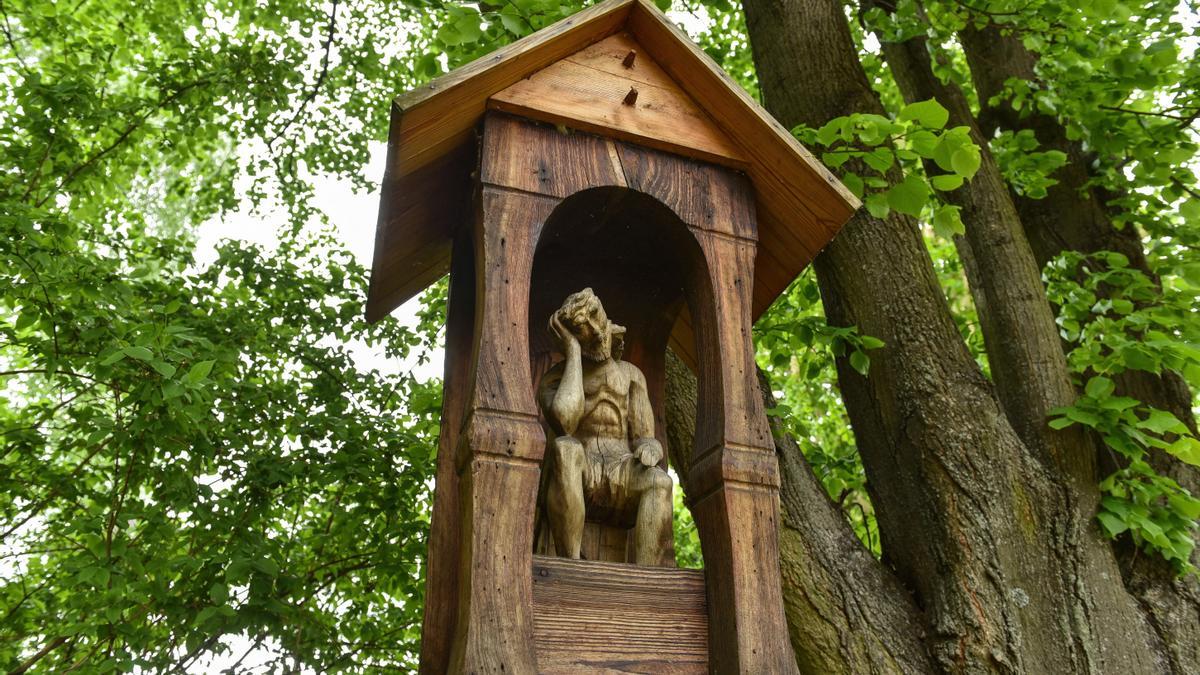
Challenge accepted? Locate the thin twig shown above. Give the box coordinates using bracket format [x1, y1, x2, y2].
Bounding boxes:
[267, 0, 339, 149]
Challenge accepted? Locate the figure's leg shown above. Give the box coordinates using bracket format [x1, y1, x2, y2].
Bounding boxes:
[631, 465, 673, 566]
[546, 436, 586, 559]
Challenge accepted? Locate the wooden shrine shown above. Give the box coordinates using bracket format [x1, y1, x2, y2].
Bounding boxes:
[365, 0, 859, 672]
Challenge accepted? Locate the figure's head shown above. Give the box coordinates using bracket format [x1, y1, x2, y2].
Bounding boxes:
[554, 288, 625, 362]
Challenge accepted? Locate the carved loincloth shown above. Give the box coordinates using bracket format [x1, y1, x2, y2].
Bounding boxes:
[580, 436, 644, 526]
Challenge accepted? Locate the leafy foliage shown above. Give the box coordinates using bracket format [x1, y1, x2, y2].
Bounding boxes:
[1046, 251, 1200, 570]
[3, 0, 1200, 669]
[794, 99, 981, 238]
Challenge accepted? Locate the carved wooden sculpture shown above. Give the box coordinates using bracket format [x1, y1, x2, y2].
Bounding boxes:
[539, 288, 673, 567]
[364, 0, 859, 671]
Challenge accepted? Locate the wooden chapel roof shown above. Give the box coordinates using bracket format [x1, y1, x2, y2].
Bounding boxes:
[366, 0, 860, 323]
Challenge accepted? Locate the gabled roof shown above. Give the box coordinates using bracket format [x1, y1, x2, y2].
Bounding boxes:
[366, 0, 859, 323]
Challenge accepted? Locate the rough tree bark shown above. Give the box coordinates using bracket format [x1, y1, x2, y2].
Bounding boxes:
[729, 0, 1175, 670]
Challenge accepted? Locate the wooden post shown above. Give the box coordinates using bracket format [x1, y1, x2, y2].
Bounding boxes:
[687, 233, 797, 674]
[417, 230, 475, 675]
[447, 186, 556, 673]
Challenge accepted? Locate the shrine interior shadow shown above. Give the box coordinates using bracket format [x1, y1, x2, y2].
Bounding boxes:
[526, 185, 717, 567]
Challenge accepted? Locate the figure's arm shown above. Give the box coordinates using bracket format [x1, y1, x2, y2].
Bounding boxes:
[545, 313, 584, 436]
[627, 365, 663, 467]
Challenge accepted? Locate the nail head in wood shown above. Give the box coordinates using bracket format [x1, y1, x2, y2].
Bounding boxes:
[622, 50, 637, 68]
[623, 87, 638, 106]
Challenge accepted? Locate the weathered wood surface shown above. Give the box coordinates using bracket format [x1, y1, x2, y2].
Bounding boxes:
[445, 181, 556, 673]
[366, 0, 858, 324]
[423, 113, 796, 673]
[490, 33, 745, 166]
[366, 136, 474, 321]
[417, 231, 475, 675]
[531, 556, 707, 674]
[535, 518, 633, 563]
[392, 0, 634, 178]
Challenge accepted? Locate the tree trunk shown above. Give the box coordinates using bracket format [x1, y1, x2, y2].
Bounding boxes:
[958, 23, 1200, 456]
[957, 22, 1200, 671]
[871, 7, 1090, 486]
[735, 0, 1168, 670]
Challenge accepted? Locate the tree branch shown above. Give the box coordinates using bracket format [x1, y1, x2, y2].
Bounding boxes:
[267, 0, 339, 150]
[8, 635, 73, 674]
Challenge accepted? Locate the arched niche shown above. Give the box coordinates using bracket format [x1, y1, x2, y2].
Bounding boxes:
[525, 186, 721, 563]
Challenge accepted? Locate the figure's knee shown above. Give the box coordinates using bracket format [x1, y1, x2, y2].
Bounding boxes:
[550, 435, 585, 468]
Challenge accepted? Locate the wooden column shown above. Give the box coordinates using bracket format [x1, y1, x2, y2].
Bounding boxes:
[686, 232, 797, 674]
[418, 231, 475, 675]
[447, 187, 556, 673]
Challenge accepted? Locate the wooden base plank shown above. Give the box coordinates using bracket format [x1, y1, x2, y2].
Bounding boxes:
[531, 556, 707, 674]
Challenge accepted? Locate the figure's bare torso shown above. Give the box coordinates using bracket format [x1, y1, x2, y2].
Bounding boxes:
[576, 359, 633, 442]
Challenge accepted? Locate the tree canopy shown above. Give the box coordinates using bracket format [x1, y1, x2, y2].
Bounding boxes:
[1, 0, 1198, 672]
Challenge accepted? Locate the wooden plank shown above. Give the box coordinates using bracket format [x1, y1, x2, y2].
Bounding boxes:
[531, 556, 707, 674]
[392, 0, 635, 179]
[480, 113, 627, 198]
[417, 233, 475, 675]
[365, 131, 474, 322]
[614, 140, 755, 240]
[489, 34, 745, 167]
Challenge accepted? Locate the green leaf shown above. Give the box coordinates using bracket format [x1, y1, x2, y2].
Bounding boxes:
[950, 145, 982, 178]
[849, 350, 870, 375]
[101, 350, 128, 366]
[898, 99, 950, 129]
[1167, 436, 1200, 466]
[841, 172, 864, 198]
[886, 174, 930, 217]
[931, 174, 964, 191]
[186, 360, 216, 383]
[1049, 416, 1076, 430]
[1097, 510, 1129, 537]
[1139, 409, 1187, 435]
[865, 193, 890, 219]
[1085, 376, 1115, 399]
[931, 204, 965, 238]
[151, 360, 176, 378]
[123, 346, 154, 361]
[908, 130, 938, 157]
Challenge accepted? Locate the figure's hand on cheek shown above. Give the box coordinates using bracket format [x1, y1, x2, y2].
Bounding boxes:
[550, 311, 580, 356]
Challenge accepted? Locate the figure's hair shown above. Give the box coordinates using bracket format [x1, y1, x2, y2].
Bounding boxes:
[551, 288, 625, 360]
[558, 287, 600, 331]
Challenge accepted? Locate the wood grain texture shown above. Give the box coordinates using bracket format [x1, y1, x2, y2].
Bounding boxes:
[531, 556, 707, 674]
[417, 231, 476, 675]
[625, 0, 858, 217]
[489, 33, 745, 167]
[366, 136, 474, 322]
[424, 113, 796, 673]
[366, 0, 859, 324]
[393, 0, 634, 178]
[444, 150, 555, 672]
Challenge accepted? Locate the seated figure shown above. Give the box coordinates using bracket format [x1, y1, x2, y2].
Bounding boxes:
[537, 288, 673, 567]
